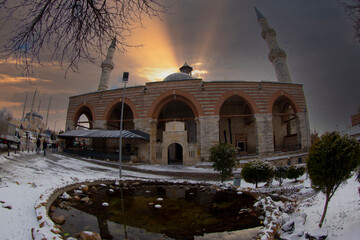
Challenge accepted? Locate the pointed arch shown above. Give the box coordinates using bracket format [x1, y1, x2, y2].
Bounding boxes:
[214, 90, 259, 115]
[267, 90, 300, 114]
[103, 97, 138, 120]
[73, 102, 95, 129]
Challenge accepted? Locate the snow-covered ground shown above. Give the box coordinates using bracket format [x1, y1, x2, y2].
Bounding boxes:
[0, 151, 359, 240]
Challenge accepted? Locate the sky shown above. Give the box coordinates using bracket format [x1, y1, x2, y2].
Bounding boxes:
[0, 0, 360, 134]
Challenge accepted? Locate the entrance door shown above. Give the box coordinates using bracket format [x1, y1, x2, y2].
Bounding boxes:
[168, 143, 183, 165]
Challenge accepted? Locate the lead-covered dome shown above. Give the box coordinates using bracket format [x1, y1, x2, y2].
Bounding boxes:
[163, 62, 199, 81]
[164, 72, 194, 81]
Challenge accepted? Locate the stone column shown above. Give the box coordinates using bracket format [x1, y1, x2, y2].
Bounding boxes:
[199, 116, 220, 162]
[255, 114, 274, 155]
[297, 111, 310, 152]
[65, 120, 75, 131]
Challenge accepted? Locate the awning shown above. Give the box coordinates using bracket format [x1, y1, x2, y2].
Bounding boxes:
[58, 129, 149, 141]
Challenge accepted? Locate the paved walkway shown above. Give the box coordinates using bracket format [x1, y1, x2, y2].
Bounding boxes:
[59, 152, 222, 181]
[1, 149, 222, 182]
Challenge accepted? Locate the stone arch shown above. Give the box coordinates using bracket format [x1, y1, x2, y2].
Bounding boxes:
[214, 90, 259, 116]
[217, 94, 257, 154]
[267, 90, 300, 114]
[73, 103, 95, 129]
[167, 142, 183, 165]
[271, 92, 300, 152]
[103, 98, 138, 120]
[104, 98, 137, 130]
[147, 90, 203, 119]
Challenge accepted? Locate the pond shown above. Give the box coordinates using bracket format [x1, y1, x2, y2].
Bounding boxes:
[50, 181, 263, 240]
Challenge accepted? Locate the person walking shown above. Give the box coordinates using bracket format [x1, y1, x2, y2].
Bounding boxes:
[36, 137, 41, 154]
[42, 140, 47, 156]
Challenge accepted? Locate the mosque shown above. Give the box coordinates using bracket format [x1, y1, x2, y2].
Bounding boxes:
[61, 8, 310, 166]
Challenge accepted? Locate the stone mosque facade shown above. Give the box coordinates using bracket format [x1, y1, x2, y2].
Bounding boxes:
[64, 8, 310, 166]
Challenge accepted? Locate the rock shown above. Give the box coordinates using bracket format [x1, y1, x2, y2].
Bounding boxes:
[300, 213, 307, 225]
[52, 215, 65, 225]
[81, 185, 89, 193]
[60, 192, 71, 200]
[210, 184, 220, 190]
[282, 219, 295, 233]
[305, 229, 328, 240]
[79, 231, 101, 240]
[281, 213, 290, 225]
[279, 230, 304, 240]
[81, 196, 90, 202]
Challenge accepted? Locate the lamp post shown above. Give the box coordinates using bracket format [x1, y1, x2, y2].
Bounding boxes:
[54, 120, 59, 133]
[119, 72, 129, 179]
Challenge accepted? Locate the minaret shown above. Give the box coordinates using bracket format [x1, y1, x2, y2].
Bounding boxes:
[255, 7, 292, 83]
[97, 38, 116, 91]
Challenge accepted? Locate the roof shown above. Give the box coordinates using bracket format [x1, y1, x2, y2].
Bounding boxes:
[163, 72, 196, 81]
[254, 7, 265, 19]
[58, 129, 150, 141]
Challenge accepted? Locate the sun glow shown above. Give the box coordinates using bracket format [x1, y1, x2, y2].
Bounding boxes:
[137, 67, 179, 81]
[114, 17, 178, 83]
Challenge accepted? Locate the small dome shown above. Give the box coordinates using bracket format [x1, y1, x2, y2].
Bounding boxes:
[163, 72, 194, 81]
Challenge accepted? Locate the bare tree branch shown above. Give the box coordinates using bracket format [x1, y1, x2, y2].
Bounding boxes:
[338, 0, 360, 43]
[0, 0, 167, 78]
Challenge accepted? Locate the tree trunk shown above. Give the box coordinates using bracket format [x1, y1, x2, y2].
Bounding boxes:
[319, 193, 330, 228]
[255, 181, 258, 188]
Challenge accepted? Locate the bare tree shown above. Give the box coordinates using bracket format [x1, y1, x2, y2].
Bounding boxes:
[338, 0, 360, 42]
[0, 0, 167, 76]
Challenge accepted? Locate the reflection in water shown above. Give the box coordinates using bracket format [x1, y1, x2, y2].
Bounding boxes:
[50, 182, 262, 240]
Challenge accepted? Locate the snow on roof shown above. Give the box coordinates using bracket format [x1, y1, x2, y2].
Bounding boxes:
[163, 72, 196, 81]
[58, 129, 149, 140]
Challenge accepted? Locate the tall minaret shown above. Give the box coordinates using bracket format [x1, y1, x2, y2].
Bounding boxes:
[97, 38, 116, 91]
[255, 7, 292, 83]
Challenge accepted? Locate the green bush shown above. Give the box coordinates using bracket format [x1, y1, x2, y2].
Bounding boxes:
[209, 143, 237, 182]
[287, 165, 306, 182]
[241, 160, 274, 188]
[308, 131, 360, 227]
[274, 166, 288, 186]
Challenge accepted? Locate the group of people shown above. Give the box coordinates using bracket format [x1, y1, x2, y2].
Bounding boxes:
[36, 138, 58, 156]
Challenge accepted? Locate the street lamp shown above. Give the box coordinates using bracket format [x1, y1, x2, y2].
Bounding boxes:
[54, 120, 59, 133]
[119, 72, 129, 179]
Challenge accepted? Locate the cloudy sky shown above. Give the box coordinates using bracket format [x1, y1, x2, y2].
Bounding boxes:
[0, 0, 359, 134]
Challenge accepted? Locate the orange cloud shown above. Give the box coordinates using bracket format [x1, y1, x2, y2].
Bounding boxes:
[0, 74, 50, 84]
[116, 17, 178, 82]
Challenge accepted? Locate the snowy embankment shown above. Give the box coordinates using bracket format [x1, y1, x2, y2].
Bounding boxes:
[0, 151, 359, 240]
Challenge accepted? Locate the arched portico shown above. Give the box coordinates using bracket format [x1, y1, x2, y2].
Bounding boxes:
[218, 95, 256, 154]
[105, 102, 135, 130]
[272, 95, 300, 152]
[73, 105, 94, 130]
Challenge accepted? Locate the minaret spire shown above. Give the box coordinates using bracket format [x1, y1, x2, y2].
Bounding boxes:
[255, 7, 292, 83]
[97, 38, 116, 91]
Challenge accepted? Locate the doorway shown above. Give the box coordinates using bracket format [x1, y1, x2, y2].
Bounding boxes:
[168, 143, 183, 165]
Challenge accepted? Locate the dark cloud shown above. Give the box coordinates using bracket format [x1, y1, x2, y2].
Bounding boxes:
[0, 0, 359, 133]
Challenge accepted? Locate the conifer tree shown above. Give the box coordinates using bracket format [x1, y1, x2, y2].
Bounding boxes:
[209, 143, 237, 182]
[274, 166, 288, 186]
[308, 131, 360, 227]
[287, 165, 305, 182]
[241, 160, 274, 188]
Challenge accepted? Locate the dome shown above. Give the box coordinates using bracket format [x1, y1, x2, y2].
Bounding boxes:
[163, 72, 194, 81]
